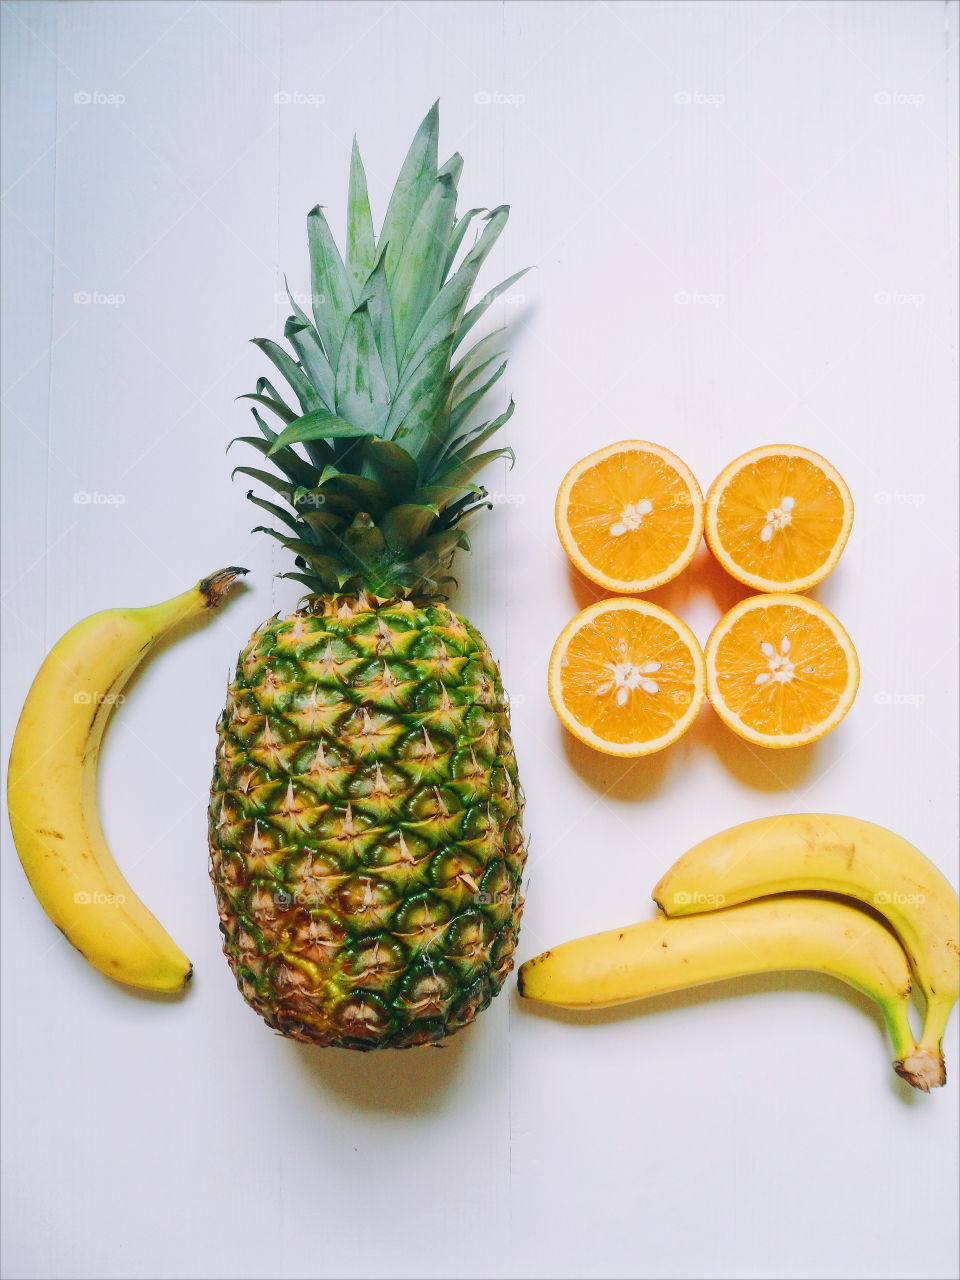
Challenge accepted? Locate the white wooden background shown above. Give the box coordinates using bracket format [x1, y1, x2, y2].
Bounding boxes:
[2, 3, 958, 1278]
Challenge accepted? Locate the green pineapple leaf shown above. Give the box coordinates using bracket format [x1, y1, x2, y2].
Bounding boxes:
[433, 487, 488, 528]
[379, 101, 439, 282]
[384, 340, 452, 460]
[256, 375, 294, 407]
[439, 151, 464, 188]
[285, 318, 337, 410]
[248, 407, 278, 443]
[238, 392, 298, 425]
[456, 267, 531, 348]
[284, 275, 315, 330]
[251, 339, 323, 414]
[407, 483, 482, 512]
[335, 302, 390, 433]
[402, 206, 510, 377]
[433, 399, 516, 474]
[346, 138, 376, 296]
[448, 361, 507, 432]
[244, 490, 304, 534]
[232, 466, 296, 502]
[364, 437, 419, 496]
[449, 326, 507, 388]
[227, 436, 319, 488]
[252, 402, 338, 472]
[299, 508, 347, 540]
[269, 408, 370, 454]
[444, 207, 483, 278]
[343, 512, 388, 562]
[391, 166, 459, 357]
[357, 251, 399, 391]
[424, 528, 471, 556]
[295, 485, 356, 518]
[449, 351, 505, 407]
[380, 503, 440, 549]
[307, 205, 355, 366]
[327, 472, 389, 513]
[258, 534, 333, 562]
[278, 569, 337, 592]
[435, 444, 514, 489]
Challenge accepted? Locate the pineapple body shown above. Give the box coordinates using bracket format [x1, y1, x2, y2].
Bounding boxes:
[209, 596, 525, 1048]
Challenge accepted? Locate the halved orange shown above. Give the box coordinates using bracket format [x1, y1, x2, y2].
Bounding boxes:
[556, 441, 703, 592]
[705, 444, 853, 592]
[705, 594, 859, 748]
[548, 599, 707, 756]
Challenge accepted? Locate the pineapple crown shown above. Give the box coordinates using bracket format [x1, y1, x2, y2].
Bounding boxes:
[233, 102, 527, 602]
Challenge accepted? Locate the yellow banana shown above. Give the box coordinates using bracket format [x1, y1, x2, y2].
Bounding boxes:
[518, 896, 926, 1086]
[653, 814, 959, 1089]
[7, 567, 247, 992]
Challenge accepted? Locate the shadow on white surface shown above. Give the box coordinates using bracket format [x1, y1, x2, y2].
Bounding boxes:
[560, 721, 676, 801]
[698, 708, 822, 791]
[286, 1025, 479, 1112]
[103, 973, 195, 1004]
[559, 691, 822, 797]
[513, 971, 926, 1107]
[564, 541, 752, 618]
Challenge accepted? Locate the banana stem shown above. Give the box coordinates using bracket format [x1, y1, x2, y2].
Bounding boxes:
[895, 1048, 946, 1092]
[888, 994, 951, 1091]
[198, 566, 249, 608]
[920, 993, 955, 1055]
[881, 998, 918, 1066]
[145, 566, 248, 632]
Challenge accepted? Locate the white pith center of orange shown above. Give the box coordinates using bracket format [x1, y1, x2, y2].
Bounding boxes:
[760, 496, 795, 541]
[609, 499, 654, 537]
[597, 645, 663, 705]
[755, 636, 795, 684]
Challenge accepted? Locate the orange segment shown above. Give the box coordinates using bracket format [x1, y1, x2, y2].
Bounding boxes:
[705, 594, 859, 748]
[705, 445, 853, 592]
[548, 599, 706, 756]
[556, 441, 703, 592]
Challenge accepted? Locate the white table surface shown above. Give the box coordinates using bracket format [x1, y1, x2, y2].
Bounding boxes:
[2, 3, 958, 1278]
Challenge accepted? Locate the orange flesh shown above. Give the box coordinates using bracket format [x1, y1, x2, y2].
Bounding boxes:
[559, 610, 700, 745]
[714, 455, 846, 581]
[712, 603, 851, 736]
[566, 451, 697, 583]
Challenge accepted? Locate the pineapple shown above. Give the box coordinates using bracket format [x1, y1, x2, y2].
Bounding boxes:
[209, 105, 528, 1049]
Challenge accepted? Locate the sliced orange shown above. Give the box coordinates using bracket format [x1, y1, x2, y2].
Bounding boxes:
[705, 594, 859, 748]
[556, 441, 703, 592]
[705, 444, 853, 592]
[548, 599, 706, 756]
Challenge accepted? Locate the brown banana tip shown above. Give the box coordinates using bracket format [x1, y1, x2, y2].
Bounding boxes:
[894, 1049, 946, 1092]
[199, 567, 250, 607]
[516, 965, 527, 996]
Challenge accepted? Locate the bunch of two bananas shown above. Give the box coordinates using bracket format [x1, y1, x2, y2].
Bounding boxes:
[518, 815, 959, 1092]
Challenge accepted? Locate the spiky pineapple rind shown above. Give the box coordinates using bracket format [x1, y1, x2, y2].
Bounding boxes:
[209, 600, 526, 1049]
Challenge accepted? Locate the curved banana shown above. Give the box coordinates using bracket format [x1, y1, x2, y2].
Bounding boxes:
[7, 567, 247, 992]
[518, 897, 925, 1084]
[653, 814, 959, 1090]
